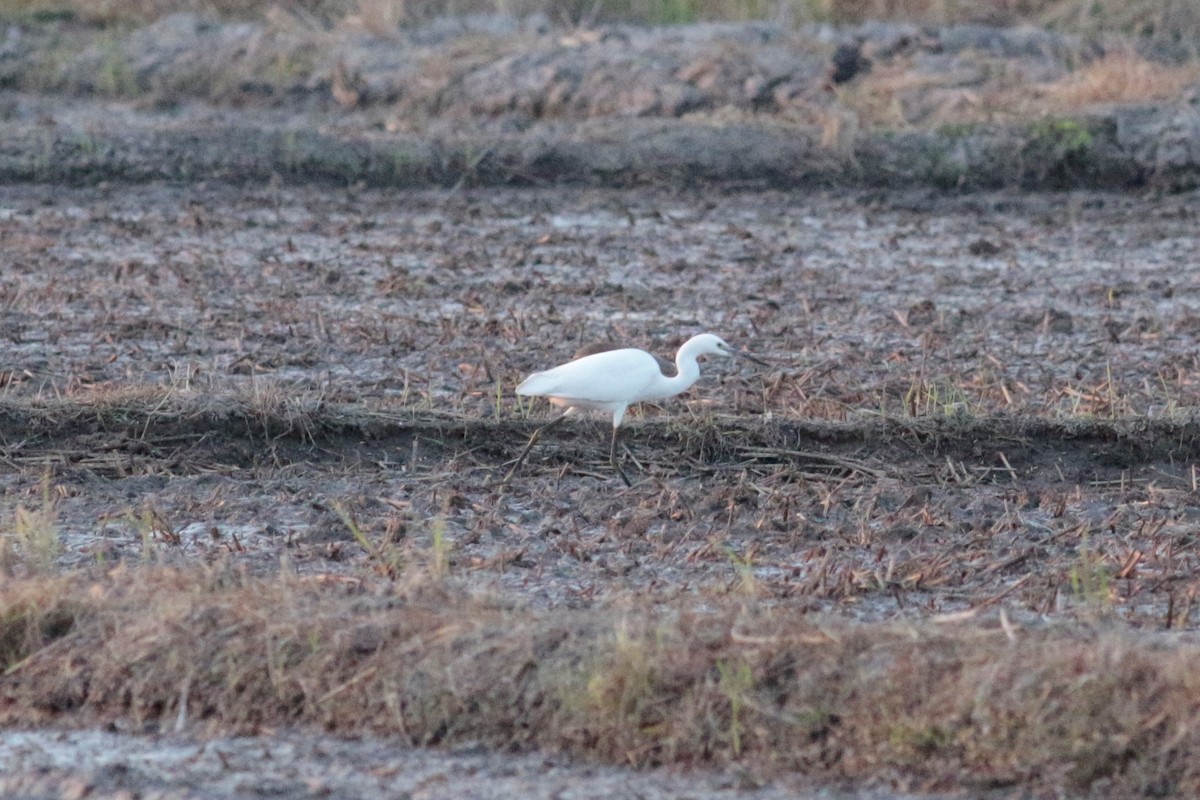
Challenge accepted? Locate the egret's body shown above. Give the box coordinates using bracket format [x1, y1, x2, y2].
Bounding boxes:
[505, 333, 761, 485]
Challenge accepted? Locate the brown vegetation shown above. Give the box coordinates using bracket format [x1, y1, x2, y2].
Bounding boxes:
[4, 0, 1195, 164]
[1040, 50, 1200, 108]
[836, 48, 1200, 130]
[2, 565, 1200, 794]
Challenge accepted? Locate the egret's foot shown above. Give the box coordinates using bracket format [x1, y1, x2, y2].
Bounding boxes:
[607, 425, 634, 486]
[621, 442, 644, 471]
[610, 454, 634, 487]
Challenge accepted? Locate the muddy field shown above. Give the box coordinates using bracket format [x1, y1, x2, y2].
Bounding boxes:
[2, 7, 1200, 797]
[1, 178, 1200, 796]
[4, 182, 1200, 618]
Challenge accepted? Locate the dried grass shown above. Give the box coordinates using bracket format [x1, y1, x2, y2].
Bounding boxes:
[3, 566, 1200, 794]
[31, 0, 335, 24]
[5, 0, 1200, 45]
[1039, 0, 1200, 50]
[2, 0, 1194, 142]
[1039, 49, 1200, 108]
[835, 44, 1200, 130]
[809, 0, 1050, 26]
[811, 0, 1200, 43]
[0, 475, 62, 576]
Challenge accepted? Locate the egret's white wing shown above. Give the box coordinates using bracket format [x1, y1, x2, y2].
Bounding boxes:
[517, 348, 663, 404]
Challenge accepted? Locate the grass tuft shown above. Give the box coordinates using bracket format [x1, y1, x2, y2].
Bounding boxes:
[1, 475, 62, 575]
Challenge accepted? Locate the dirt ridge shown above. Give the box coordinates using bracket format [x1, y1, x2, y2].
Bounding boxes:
[4, 395, 1200, 484]
[3, 569, 1200, 795]
[2, 13, 1198, 191]
[0, 104, 1190, 190]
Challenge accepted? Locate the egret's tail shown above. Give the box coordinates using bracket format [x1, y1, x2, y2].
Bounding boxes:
[516, 370, 556, 397]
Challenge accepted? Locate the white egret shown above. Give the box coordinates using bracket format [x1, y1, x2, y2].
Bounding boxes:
[505, 333, 765, 485]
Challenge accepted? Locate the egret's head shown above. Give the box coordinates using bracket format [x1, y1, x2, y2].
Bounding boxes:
[686, 333, 767, 365]
[679, 333, 733, 360]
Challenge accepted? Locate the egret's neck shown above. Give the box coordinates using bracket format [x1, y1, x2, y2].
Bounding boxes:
[662, 338, 709, 396]
[661, 358, 701, 396]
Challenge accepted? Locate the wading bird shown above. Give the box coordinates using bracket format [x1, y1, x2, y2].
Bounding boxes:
[505, 333, 765, 485]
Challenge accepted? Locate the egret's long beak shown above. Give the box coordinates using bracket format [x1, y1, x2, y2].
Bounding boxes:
[729, 346, 769, 367]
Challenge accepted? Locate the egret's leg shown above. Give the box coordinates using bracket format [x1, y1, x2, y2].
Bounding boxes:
[609, 425, 633, 487]
[621, 440, 644, 471]
[502, 410, 571, 483]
